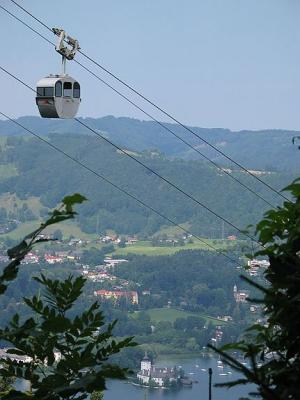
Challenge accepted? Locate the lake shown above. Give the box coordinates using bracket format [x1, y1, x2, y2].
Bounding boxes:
[15, 355, 255, 399]
[104, 355, 255, 400]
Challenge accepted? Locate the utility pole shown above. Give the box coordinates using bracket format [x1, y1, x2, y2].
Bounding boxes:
[208, 368, 212, 400]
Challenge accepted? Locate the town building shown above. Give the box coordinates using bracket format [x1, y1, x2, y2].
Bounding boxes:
[137, 353, 181, 387]
[84, 271, 115, 282]
[233, 284, 250, 303]
[104, 258, 128, 268]
[22, 252, 39, 264]
[247, 259, 270, 268]
[44, 254, 63, 264]
[227, 235, 237, 241]
[94, 289, 138, 304]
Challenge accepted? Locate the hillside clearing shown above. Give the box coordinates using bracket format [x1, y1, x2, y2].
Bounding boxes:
[133, 307, 227, 325]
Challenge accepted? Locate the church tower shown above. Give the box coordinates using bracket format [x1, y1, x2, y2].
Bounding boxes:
[141, 351, 151, 372]
[233, 284, 238, 301]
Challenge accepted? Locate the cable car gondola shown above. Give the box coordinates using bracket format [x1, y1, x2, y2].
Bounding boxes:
[36, 75, 80, 118]
[36, 28, 81, 119]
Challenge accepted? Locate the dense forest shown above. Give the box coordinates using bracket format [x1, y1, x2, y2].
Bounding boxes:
[113, 250, 246, 314]
[0, 130, 294, 237]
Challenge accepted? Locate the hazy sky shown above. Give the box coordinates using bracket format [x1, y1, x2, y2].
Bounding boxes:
[1, 0, 300, 131]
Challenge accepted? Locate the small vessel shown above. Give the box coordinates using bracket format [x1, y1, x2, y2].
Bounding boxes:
[180, 378, 193, 386]
[201, 368, 207, 372]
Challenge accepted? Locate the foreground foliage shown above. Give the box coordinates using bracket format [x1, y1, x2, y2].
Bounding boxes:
[0, 194, 134, 399]
[210, 179, 300, 399]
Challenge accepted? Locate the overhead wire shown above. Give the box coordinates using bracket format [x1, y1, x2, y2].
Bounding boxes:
[0, 3, 276, 209]
[0, 109, 244, 267]
[7, 0, 290, 203]
[0, 65, 263, 246]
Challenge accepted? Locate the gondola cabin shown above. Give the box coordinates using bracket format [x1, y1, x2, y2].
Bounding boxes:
[36, 75, 80, 118]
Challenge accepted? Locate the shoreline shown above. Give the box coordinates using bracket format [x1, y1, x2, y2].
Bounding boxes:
[131, 382, 169, 390]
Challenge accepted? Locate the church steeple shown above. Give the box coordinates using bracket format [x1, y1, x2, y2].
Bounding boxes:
[141, 351, 151, 371]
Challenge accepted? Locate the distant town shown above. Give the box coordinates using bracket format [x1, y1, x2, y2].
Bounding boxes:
[0, 229, 270, 351]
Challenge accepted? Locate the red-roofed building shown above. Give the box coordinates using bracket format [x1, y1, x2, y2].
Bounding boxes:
[44, 254, 63, 264]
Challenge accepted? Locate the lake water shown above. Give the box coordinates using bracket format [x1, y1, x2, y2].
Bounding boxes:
[104, 356, 255, 400]
[15, 355, 255, 399]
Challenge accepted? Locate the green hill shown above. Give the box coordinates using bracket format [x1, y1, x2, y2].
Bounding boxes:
[1, 116, 299, 171]
[0, 127, 296, 238]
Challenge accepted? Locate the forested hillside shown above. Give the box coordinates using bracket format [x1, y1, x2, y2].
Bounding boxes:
[0, 116, 299, 171]
[0, 128, 295, 238]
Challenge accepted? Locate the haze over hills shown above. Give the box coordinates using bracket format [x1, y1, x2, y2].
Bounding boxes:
[0, 116, 299, 171]
[0, 116, 298, 238]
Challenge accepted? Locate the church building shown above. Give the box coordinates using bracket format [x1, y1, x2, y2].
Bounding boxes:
[137, 353, 181, 387]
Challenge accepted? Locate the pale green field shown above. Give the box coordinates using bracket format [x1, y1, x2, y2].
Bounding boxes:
[113, 239, 235, 256]
[0, 221, 39, 240]
[153, 222, 191, 237]
[0, 137, 8, 148]
[0, 192, 99, 241]
[0, 164, 18, 180]
[0, 220, 99, 241]
[0, 194, 42, 217]
[133, 307, 226, 325]
[44, 222, 98, 241]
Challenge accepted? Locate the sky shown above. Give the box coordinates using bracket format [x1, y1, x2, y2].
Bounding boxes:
[1, 0, 300, 131]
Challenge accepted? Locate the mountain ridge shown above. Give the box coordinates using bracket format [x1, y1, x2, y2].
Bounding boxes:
[0, 116, 299, 171]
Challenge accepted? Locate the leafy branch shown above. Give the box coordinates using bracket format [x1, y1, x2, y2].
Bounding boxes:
[209, 178, 300, 400]
[0, 193, 136, 399]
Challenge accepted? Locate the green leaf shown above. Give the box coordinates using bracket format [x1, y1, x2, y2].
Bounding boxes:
[7, 241, 28, 259]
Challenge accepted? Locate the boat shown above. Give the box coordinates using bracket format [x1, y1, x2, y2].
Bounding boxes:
[180, 378, 193, 386]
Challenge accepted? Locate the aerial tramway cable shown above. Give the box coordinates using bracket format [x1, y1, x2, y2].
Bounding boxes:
[0, 4, 276, 209]
[0, 109, 244, 268]
[6, 0, 290, 204]
[0, 65, 264, 247]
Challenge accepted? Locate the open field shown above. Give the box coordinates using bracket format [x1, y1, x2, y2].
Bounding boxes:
[112, 239, 237, 256]
[0, 164, 18, 181]
[152, 223, 192, 237]
[0, 137, 8, 149]
[133, 307, 227, 326]
[0, 194, 42, 217]
[136, 342, 202, 355]
[0, 218, 98, 241]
